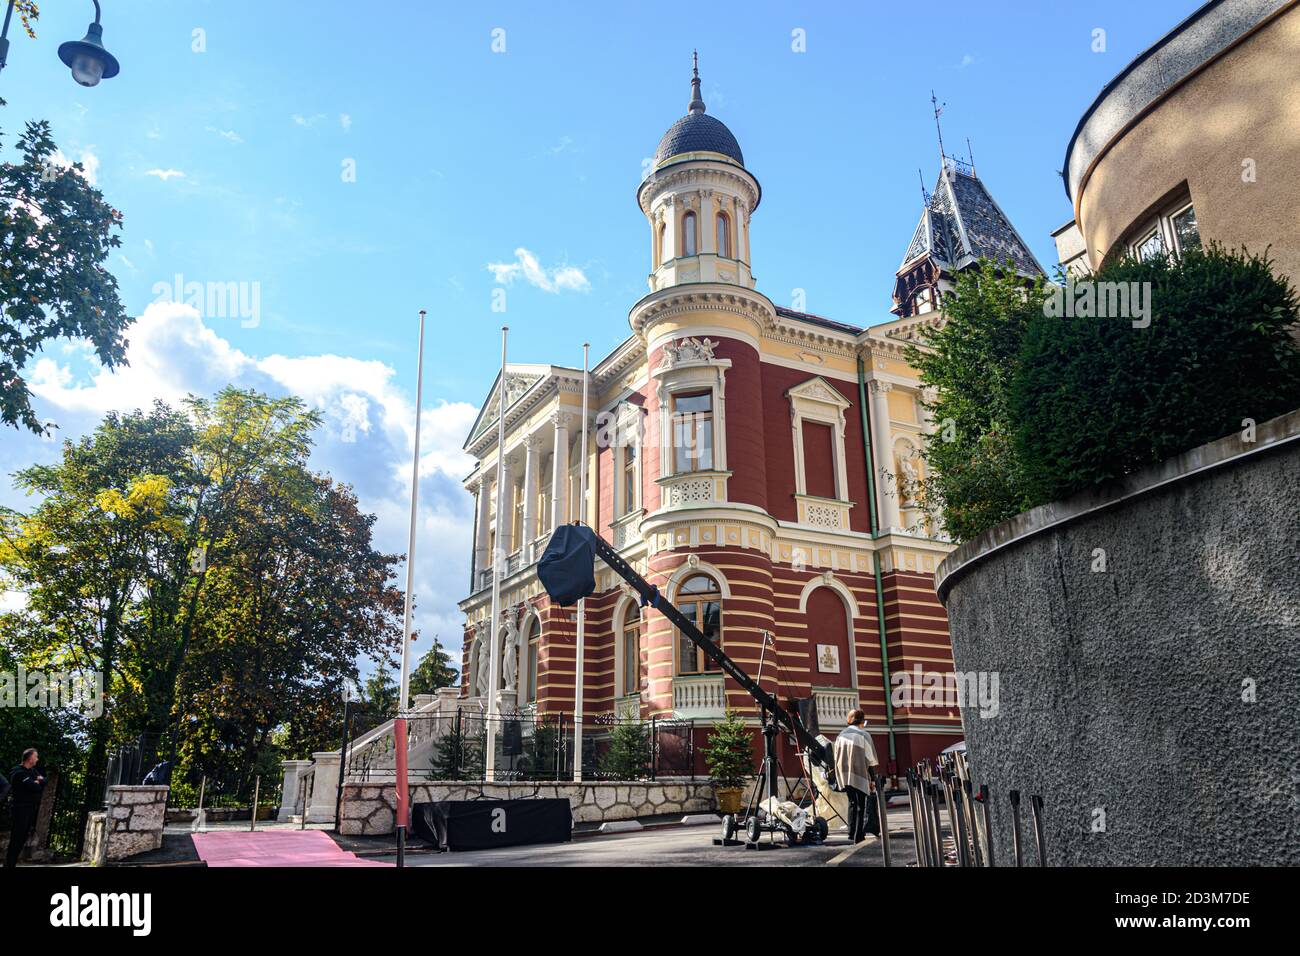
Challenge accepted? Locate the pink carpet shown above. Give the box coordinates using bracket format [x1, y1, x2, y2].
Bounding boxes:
[192, 829, 392, 867]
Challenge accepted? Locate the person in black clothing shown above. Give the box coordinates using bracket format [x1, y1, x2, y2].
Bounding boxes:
[4, 748, 45, 868]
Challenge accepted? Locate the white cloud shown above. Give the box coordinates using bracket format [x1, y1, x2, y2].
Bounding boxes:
[49, 148, 99, 186]
[205, 126, 244, 144]
[487, 248, 590, 293]
[145, 168, 186, 181]
[958, 54, 976, 68]
[292, 113, 326, 128]
[22, 302, 477, 664]
[340, 113, 352, 132]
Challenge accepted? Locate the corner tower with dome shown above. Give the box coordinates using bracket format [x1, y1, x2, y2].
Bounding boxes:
[453, 58, 1044, 779]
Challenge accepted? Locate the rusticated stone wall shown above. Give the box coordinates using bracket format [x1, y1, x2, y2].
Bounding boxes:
[340, 780, 715, 836]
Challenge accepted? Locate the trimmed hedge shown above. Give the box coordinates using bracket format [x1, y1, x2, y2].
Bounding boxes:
[1011, 246, 1300, 504]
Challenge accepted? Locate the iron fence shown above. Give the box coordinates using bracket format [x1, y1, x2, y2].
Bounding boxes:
[341, 709, 708, 783]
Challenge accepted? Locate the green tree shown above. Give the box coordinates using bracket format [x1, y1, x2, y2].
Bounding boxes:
[0, 402, 195, 799]
[702, 710, 754, 789]
[408, 640, 458, 697]
[0, 388, 403, 800]
[1, 107, 131, 433]
[362, 668, 399, 717]
[1011, 246, 1300, 503]
[905, 259, 1048, 541]
[598, 720, 650, 780]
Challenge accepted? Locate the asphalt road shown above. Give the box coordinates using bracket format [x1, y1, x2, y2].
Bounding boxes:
[374, 807, 926, 867]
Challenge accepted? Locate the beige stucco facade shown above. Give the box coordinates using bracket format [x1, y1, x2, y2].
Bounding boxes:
[1067, 0, 1300, 279]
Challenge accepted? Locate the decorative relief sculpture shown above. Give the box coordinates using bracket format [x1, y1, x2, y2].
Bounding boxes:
[659, 336, 719, 370]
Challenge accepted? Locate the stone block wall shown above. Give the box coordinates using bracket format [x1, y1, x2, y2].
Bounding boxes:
[936, 411, 1300, 865]
[340, 780, 716, 836]
[82, 786, 169, 862]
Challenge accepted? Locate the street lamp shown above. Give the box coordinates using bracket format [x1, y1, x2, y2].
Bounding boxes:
[57, 2, 120, 87]
[0, 0, 120, 84]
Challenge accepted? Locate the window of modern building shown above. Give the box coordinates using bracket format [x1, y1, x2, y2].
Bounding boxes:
[1135, 228, 1165, 262]
[621, 603, 641, 696]
[716, 213, 731, 257]
[1126, 190, 1202, 262]
[672, 391, 714, 473]
[677, 574, 721, 675]
[682, 211, 697, 257]
[1170, 204, 1202, 254]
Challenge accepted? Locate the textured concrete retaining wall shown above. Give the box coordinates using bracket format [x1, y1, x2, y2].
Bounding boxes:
[83, 786, 169, 862]
[340, 780, 716, 836]
[936, 411, 1300, 866]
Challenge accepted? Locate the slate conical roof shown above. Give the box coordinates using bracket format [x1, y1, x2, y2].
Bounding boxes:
[901, 159, 1043, 277]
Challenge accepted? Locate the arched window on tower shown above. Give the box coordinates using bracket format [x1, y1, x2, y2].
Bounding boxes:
[914, 286, 934, 315]
[716, 213, 731, 258]
[676, 574, 722, 675]
[658, 222, 669, 265]
[682, 211, 697, 257]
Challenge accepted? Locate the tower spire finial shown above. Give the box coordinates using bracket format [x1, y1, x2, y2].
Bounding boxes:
[689, 50, 706, 114]
[931, 90, 948, 169]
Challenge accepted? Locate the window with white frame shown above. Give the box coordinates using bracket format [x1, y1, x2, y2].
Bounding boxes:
[682, 211, 698, 257]
[672, 391, 714, 473]
[786, 377, 852, 502]
[620, 603, 641, 696]
[1126, 190, 1202, 262]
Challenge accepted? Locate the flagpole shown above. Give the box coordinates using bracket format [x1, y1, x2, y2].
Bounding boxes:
[394, 308, 426, 869]
[573, 343, 590, 782]
[485, 326, 509, 782]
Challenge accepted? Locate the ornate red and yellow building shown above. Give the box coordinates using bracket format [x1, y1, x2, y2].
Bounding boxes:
[459, 62, 1043, 774]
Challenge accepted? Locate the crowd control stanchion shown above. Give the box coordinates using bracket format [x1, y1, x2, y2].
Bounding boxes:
[875, 773, 891, 867]
[249, 775, 260, 832]
[978, 784, 995, 867]
[929, 782, 946, 866]
[1009, 789, 1023, 867]
[1030, 794, 1048, 867]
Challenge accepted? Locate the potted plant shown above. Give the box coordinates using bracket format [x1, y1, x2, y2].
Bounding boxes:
[703, 710, 753, 814]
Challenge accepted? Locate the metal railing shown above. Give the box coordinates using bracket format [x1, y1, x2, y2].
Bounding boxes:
[341, 709, 713, 782]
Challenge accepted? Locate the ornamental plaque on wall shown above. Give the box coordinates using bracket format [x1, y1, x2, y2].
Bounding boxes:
[816, 644, 840, 674]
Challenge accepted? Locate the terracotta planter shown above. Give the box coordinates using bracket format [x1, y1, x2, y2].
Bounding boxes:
[714, 786, 744, 814]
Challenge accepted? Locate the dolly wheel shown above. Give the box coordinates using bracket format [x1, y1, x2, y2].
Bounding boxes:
[720, 814, 736, 842]
[811, 816, 829, 844]
[745, 815, 763, 844]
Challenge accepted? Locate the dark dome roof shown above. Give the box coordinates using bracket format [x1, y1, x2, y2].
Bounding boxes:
[654, 111, 744, 166]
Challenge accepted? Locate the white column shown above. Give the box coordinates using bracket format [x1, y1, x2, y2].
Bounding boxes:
[277, 760, 312, 822]
[497, 456, 515, 558]
[521, 436, 539, 561]
[664, 197, 680, 260]
[551, 411, 570, 528]
[701, 189, 716, 255]
[306, 751, 341, 824]
[472, 478, 490, 585]
[870, 381, 902, 533]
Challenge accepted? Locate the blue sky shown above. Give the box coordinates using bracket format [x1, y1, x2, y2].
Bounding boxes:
[1, 0, 1202, 673]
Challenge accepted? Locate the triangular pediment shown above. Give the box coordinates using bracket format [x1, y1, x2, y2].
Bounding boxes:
[464, 366, 550, 448]
[785, 376, 851, 409]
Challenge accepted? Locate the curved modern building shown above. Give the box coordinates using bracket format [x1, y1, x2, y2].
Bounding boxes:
[1058, 0, 1300, 279]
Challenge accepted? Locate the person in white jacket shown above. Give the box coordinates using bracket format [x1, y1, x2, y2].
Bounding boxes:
[833, 710, 879, 842]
